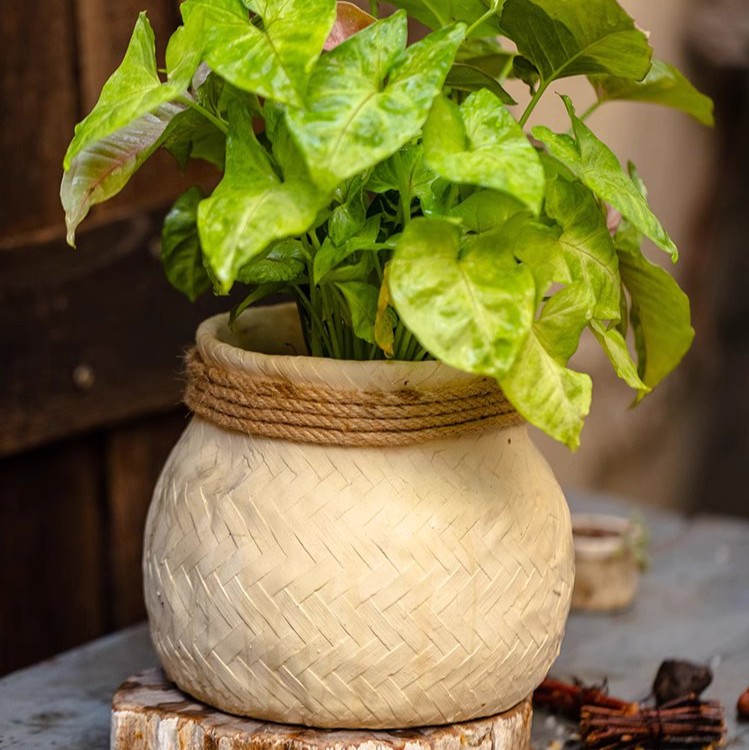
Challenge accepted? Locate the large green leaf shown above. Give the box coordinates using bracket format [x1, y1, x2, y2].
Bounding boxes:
[389, 217, 535, 378]
[162, 187, 211, 302]
[62, 103, 183, 246]
[180, 0, 336, 107]
[388, 0, 504, 36]
[617, 243, 694, 400]
[424, 90, 545, 212]
[63, 14, 194, 170]
[589, 59, 715, 126]
[501, 0, 652, 89]
[499, 325, 592, 450]
[198, 104, 324, 289]
[286, 14, 465, 191]
[533, 96, 678, 260]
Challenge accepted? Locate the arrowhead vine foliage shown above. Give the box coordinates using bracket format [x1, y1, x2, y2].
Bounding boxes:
[61, 0, 712, 450]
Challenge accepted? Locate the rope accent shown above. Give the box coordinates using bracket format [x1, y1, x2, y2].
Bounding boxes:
[184, 348, 523, 446]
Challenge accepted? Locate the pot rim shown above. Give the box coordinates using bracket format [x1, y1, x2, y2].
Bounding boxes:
[196, 302, 495, 393]
[572, 513, 639, 559]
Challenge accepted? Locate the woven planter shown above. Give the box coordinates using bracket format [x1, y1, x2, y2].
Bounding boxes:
[143, 303, 574, 729]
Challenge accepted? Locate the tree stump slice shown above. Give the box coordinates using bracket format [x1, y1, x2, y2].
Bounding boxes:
[112, 669, 533, 750]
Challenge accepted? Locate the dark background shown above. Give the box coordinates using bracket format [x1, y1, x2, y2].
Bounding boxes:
[1, 0, 747, 676]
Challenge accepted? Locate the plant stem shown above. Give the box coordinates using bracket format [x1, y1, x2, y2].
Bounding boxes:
[498, 54, 515, 83]
[518, 81, 549, 129]
[176, 95, 229, 135]
[579, 100, 602, 122]
[293, 285, 328, 356]
[370, 0, 379, 17]
[393, 151, 412, 228]
[465, 7, 497, 37]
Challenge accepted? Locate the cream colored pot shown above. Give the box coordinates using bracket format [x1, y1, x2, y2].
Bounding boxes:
[143, 303, 574, 729]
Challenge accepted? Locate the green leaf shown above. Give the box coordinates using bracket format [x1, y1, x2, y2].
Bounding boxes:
[314, 216, 382, 284]
[62, 102, 183, 246]
[449, 189, 526, 233]
[196, 72, 261, 122]
[521, 178, 619, 363]
[286, 14, 465, 190]
[390, 217, 536, 378]
[229, 283, 285, 325]
[198, 104, 325, 289]
[236, 240, 306, 284]
[499, 327, 592, 451]
[533, 96, 678, 260]
[445, 64, 516, 105]
[162, 108, 226, 170]
[544, 176, 620, 320]
[455, 37, 514, 78]
[501, 0, 652, 87]
[617, 244, 694, 399]
[329, 174, 370, 246]
[589, 59, 715, 126]
[512, 56, 539, 93]
[533, 284, 596, 364]
[590, 320, 650, 394]
[63, 13, 194, 170]
[368, 145, 446, 216]
[424, 90, 545, 212]
[180, 0, 336, 107]
[388, 0, 504, 36]
[162, 186, 211, 302]
[335, 282, 379, 343]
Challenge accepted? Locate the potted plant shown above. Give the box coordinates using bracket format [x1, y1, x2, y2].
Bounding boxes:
[61, 0, 713, 731]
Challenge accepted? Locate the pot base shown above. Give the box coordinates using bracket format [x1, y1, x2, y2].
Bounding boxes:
[112, 669, 533, 750]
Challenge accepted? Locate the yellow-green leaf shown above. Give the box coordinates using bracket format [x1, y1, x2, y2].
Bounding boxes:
[590, 59, 715, 126]
[501, 0, 652, 86]
[424, 91, 545, 212]
[287, 14, 465, 191]
[390, 217, 536, 378]
[534, 96, 678, 261]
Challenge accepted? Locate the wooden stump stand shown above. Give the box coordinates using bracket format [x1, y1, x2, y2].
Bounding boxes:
[112, 669, 532, 750]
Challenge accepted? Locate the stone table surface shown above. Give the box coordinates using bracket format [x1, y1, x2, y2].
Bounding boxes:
[1, 491, 747, 750]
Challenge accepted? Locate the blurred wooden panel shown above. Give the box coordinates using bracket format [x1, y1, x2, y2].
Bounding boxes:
[0, 206, 240, 458]
[0, 437, 105, 675]
[0, 0, 78, 236]
[106, 411, 188, 627]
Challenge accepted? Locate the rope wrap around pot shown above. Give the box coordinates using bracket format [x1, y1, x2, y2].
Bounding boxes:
[184, 348, 523, 447]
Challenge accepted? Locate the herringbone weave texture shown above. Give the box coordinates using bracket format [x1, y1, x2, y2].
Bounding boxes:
[144, 419, 573, 729]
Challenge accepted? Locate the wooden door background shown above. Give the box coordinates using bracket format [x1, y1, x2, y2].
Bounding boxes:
[0, 0, 234, 675]
[1, 0, 747, 677]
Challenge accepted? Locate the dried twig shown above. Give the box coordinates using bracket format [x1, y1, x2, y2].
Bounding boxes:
[534, 677, 633, 720]
[580, 695, 726, 750]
